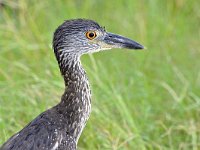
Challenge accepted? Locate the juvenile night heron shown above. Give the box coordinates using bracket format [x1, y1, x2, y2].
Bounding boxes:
[1, 19, 144, 150]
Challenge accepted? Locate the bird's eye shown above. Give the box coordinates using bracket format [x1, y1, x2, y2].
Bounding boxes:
[86, 31, 97, 40]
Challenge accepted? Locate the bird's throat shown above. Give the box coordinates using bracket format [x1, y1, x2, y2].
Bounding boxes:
[57, 52, 91, 142]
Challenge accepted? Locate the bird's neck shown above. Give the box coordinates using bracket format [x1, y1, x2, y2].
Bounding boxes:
[56, 52, 91, 142]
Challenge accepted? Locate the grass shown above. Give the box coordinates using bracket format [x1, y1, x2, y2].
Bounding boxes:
[0, 0, 200, 149]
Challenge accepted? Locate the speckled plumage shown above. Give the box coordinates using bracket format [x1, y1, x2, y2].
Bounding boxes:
[1, 19, 144, 150]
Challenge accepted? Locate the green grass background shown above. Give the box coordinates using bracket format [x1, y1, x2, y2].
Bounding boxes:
[0, 0, 200, 149]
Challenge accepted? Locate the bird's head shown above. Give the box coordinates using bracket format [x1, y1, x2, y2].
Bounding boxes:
[53, 19, 144, 57]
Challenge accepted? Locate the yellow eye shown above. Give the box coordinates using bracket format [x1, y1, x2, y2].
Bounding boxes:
[86, 31, 97, 40]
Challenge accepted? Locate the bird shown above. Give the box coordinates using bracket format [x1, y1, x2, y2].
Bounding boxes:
[0, 19, 144, 150]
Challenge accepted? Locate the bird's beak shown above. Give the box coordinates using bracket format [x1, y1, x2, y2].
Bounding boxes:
[102, 32, 144, 50]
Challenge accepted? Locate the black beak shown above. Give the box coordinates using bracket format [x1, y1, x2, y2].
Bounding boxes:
[103, 32, 144, 50]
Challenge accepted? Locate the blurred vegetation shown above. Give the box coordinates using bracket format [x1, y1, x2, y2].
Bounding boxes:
[0, 0, 200, 149]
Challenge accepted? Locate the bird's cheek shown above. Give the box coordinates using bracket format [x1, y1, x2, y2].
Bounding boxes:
[97, 41, 113, 50]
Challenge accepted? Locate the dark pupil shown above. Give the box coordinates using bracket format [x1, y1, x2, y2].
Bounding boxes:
[89, 32, 94, 38]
